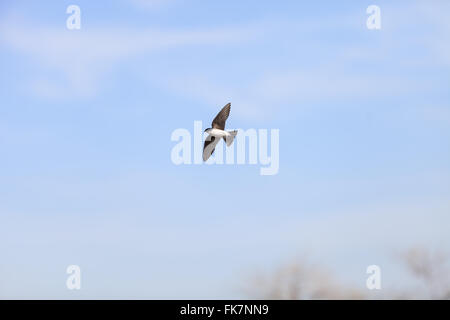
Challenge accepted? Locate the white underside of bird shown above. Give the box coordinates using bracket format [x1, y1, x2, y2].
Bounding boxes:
[206, 129, 238, 146]
[209, 128, 231, 138]
[203, 129, 238, 161]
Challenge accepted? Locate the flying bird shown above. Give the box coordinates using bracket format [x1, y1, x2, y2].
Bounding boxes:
[203, 103, 238, 161]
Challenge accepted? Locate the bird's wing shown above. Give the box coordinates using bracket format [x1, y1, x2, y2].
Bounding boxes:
[211, 103, 231, 130]
[203, 135, 219, 161]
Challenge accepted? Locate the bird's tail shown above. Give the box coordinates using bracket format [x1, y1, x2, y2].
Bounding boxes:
[224, 130, 238, 147]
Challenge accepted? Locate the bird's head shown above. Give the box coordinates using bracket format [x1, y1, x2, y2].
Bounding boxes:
[204, 128, 212, 133]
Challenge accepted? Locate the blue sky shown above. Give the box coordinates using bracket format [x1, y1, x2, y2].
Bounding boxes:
[0, 0, 449, 298]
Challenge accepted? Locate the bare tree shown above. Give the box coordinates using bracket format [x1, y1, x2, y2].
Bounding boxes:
[399, 247, 450, 299]
[242, 247, 450, 300]
[243, 259, 366, 300]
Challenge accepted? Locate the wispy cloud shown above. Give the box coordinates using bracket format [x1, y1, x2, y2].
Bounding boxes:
[127, 0, 177, 10]
[162, 64, 437, 120]
[154, 1, 450, 120]
[0, 16, 259, 99]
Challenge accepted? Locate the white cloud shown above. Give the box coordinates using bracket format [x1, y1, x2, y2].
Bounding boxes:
[1, 1, 449, 113]
[128, 0, 176, 10]
[0, 17, 259, 99]
[156, 2, 450, 120]
[162, 66, 436, 121]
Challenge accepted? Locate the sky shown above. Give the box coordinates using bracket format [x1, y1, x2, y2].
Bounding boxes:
[0, 0, 449, 299]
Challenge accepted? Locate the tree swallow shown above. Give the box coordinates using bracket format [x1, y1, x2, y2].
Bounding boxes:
[203, 103, 238, 161]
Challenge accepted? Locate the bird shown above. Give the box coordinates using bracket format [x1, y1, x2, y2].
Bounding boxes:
[203, 103, 238, 161]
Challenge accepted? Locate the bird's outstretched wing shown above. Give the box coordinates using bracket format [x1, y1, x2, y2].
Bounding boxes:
[203, 135, 219, 161]
[212, 103, 231, 130]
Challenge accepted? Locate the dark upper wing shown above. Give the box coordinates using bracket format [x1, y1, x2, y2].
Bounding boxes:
[211, 103, 231, 130]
